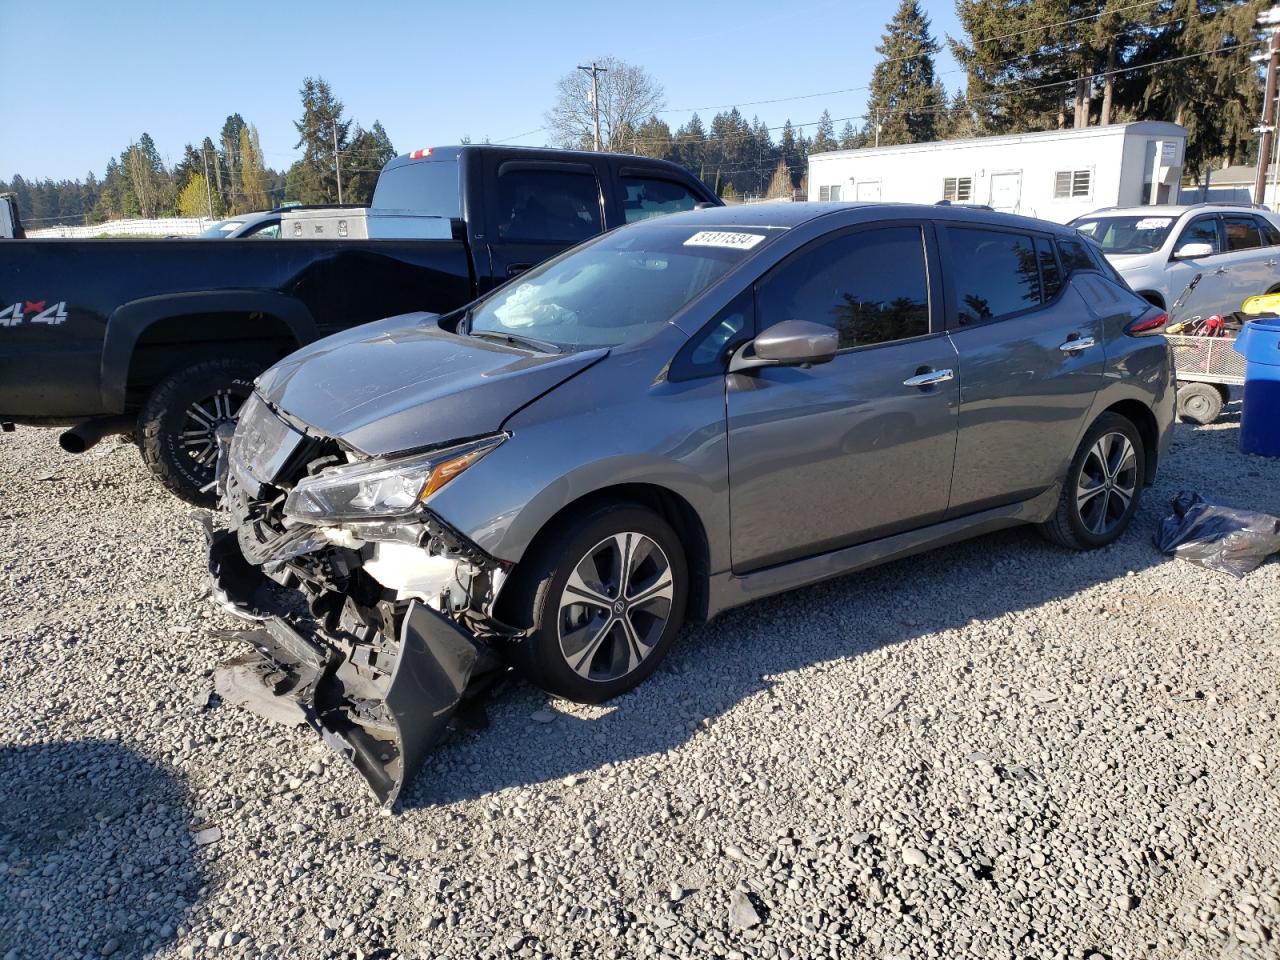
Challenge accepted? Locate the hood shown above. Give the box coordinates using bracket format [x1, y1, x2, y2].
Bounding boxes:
[257, 312, 607, 456]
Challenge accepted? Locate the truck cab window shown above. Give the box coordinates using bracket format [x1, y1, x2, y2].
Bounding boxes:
[497, 170, 602, 244]
[620, 177, 700, 223]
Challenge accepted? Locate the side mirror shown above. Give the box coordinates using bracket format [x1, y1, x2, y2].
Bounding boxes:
[730, 319, 839, 372]
[1173, 241, 1214, 260]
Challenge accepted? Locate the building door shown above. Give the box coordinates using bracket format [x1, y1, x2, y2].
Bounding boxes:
[855, 180, 881, 201]
[989, 172, 1022, 213]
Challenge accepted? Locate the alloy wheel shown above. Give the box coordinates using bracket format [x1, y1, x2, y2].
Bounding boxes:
[557, 532, 675, 683]
[181, 388, 248, 470]
[1075, 431, 1138, 536]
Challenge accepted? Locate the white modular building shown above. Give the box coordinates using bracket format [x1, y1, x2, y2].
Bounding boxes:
[807, 121, 1187, 223]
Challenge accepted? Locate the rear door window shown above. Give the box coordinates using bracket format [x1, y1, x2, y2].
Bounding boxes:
[945, 227, 1042, 325]
[1259, 217, 1280, 246]
[1223, 215, 1264, 251]
[495, 167, 602, 243]
[619, 176, 701, 223]
[756, 225, 931, 349]
[1036, 237, 1063, 300]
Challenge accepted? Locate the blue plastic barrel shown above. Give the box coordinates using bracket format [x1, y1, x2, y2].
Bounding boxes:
[1233, 316, 1280, 457]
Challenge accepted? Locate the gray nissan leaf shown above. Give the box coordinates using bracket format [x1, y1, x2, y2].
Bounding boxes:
[208, 202, 1175, 804]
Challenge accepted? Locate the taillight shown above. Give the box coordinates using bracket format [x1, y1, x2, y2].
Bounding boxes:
[408, 148, 434, 160]
[1126, 311, 1167, 336]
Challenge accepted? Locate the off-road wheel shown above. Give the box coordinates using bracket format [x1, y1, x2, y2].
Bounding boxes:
[1039, 412, 1145, 551]
[1176, 381, 1224, 425]
[500, 503, 688, 704]
[139, 358, 259, 506]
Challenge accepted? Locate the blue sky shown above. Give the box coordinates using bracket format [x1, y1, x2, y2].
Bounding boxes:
[1, 0, 964, 182]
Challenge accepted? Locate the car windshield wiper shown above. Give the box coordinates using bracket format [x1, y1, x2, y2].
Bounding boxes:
[468, 328, 563, 353]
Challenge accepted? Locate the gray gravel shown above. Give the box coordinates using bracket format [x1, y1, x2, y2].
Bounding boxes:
[1, 414, 1278, 959]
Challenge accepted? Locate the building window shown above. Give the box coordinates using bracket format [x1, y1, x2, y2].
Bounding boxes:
[1053, 169, 1092, 199]
[943, 177, 972, 202]
[818, 185, 843, 202]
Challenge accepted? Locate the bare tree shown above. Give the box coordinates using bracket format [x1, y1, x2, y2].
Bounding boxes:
[546, 57, 665, 151]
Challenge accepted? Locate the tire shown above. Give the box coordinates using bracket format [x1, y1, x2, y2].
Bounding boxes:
[1039, 412, 1145, 551]
[138, 358, 260, 506]
[500, 503, 688, 704]
[1176, 381, 1224, 425]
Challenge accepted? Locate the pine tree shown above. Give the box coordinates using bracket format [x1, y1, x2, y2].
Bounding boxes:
[220, 114, 247, 211]
[293, 77, 351, 204]
[838, 121, 859, 150]
[122, 133, 166, 218]
[673, 113, 707, 179]
[342, 120, 397, 204]
[866, 0, 947, 146]
[811, 110, 839, 153]
[765, 159, 793, 199]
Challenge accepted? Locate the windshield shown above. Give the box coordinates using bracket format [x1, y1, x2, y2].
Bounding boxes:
[200, 220, 243, 238]
[1073, 215, 1177, 254]
[468, 224, 771, 349]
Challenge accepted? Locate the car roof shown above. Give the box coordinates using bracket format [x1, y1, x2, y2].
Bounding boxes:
[1079, 203, 1274, 217]
[643, 200, 1083, 236]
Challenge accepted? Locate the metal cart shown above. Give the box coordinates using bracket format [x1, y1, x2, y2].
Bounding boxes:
[1167, 333, 1243, 424]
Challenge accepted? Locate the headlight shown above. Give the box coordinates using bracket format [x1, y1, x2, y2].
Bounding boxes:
[283, 435, 505, 523]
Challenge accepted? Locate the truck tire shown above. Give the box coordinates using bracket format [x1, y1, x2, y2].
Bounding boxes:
[139, 358, 259, 506]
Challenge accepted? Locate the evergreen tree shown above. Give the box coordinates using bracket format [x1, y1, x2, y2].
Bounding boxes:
[838, 121, 860, 150]
[778, 120, 803, 187]
[122, 133, 166, 218]
[673, 113, 707, 179]
[765, 159, 793, 199]
[630, 115, 674, 160]
[811, 110, 839, 153]
[220, 114, 247, 211]
[342, 120, 396, 204]
[866, 0, 947, 145]
[293, 77, 351, 204]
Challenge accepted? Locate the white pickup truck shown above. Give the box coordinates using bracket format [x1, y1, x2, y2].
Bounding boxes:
[1071, 204, 1280, 320]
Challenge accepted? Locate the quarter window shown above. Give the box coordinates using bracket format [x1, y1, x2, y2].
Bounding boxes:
[496, 168, 602, 243]
[619, 176, 700, 223]
[1036, 237, 1063, 300]
[1175, 216, 1221, 255]
[948, 228, 1042, 324]
[1259, 217, 1280, 246]
[1223, 215, 1263, 251]
[943, 177, 972, 202]
[1053, 169, 1092, 199]
[756, 225, 930, 349]
[1058, 238, 1099, 275]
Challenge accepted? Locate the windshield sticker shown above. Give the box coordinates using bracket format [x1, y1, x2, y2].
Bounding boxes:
[1135, 217, 1173, 230]
[683, 231, 766, 250]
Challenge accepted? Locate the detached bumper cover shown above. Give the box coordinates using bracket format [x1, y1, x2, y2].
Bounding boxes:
[207, 528, 500, 807]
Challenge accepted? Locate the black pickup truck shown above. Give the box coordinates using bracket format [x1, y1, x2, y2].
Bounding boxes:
[0, 145, 718, 502]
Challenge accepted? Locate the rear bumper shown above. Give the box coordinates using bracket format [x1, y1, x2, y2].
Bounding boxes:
[207, 527, 500, 807]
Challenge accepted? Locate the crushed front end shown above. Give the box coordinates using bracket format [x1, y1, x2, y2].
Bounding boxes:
[206, 392, 515, 807]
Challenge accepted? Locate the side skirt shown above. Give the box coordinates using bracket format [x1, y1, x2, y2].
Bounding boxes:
[706, 485, 1060, 620]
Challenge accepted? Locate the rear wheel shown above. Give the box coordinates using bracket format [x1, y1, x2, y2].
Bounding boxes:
[1039, 412, 1145, 550]
[501, 503, 688, 703]
[1176, 381, 1224, 425]
[139, 358, 259, 506]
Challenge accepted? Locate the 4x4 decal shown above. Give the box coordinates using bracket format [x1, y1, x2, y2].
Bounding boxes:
[0, 300, 69, 327]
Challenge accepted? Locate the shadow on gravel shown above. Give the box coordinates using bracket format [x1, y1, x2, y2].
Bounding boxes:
[0, 739, 204, 959]
[406, 515, 1173, 809]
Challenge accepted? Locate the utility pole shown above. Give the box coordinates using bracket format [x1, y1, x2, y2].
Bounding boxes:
[201, 146, 214, 219]
[333, 122, 344, 204]
[1254, 6, 1280, 204]
[578, 62, 608, 151]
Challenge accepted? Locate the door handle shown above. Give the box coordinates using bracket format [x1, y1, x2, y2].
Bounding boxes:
[1214, 267, 1230, 275]
[1059, 336, 1096, 353]
[506, 263, 533, 278]
[903, 368, 954, 388]
[1268, 259, 1278, 268]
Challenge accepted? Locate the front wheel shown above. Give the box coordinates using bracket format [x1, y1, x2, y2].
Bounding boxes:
[501, 503, 688, 703]
[1039, 412, 1145, 551]
[138, 358, 260, 506]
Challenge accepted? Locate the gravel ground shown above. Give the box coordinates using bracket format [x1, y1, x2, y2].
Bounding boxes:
[1, 414, 1278, 960]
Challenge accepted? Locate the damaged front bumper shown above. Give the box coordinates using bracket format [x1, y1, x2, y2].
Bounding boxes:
[203, 418, 516, 806]
[208, 527, 505, 807]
